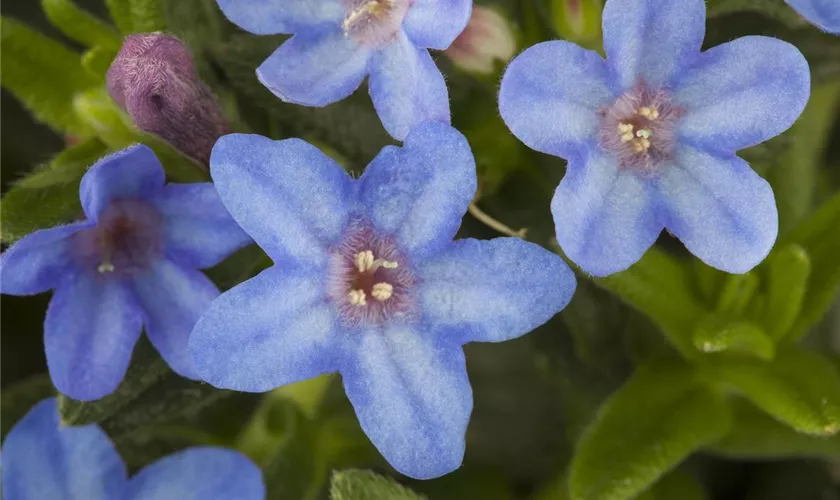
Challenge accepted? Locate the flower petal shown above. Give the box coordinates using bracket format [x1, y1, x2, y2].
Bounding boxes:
[602, 0, 705, 88]
[403, 0, 472, 49]
[552, 149, 661, 277]
[45, 274, 143, 401]
[656, 146, 778, 274]
[499, 40, 614, 159]
[358, 122, 475, 261]
[0, 222, 90, 295]
[216, 0, 343, 35]
[341, 326, 472, 479]
[210, 134, 353, 266]
[80, 145, 165, 222]
[368, 32, 450, 140]
[786, 0, 840, 34]
[419, 238, 575, 343]
[1, 398, 128, 500]
[675, 36, 811, 154]
[151, 183, 252, 269]
[130, 259, 219, 380]
[126, 447, 264, 500]
[190, 266, 338, 392]
[257, 28, 372, 107]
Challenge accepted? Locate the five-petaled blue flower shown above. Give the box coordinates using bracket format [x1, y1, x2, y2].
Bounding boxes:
[2, 398, 265, 500]
[189, 122, 576, 479]
[786, 0, 840, 34]
[215, 0, 472, 141]
[0, 145, 251, 401]
[499, 0, 811, 277]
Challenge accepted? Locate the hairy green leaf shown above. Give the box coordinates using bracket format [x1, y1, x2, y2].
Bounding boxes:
[569, 360, 731, 500]
[330, 470, 426, 500]
[106, 0, 166, 33]
[42, 0, 121, 50]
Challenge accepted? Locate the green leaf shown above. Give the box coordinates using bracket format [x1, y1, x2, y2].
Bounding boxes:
[703, 347, 840, 436]
[0, 138, 108, 244]
[710, 399, 840, 460]
[636, 469, 707, 500]
[761, 244, 810, 340]
[0, 16, 98, 135]
[692, 319, 774, 360]
[592, 248, 709, 358]
[569, 360, 732, 500]
[106, 0, 166, 33]
[42, 0, 121, 50]
[330, 470, 426, 500]
[1, 375, 55, 439]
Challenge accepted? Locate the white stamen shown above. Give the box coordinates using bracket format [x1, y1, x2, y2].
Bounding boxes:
[343, 0, 387, 32]
[348, 289, 367, 306]
[98, 262, 115, 273]
[371, 282, 394, 301]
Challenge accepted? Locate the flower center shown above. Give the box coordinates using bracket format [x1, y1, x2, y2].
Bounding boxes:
[328, 220, 417, 326]
[72, 200, 164, 276]
[342, 0, 409, 47]
[597, 82, 684, 172]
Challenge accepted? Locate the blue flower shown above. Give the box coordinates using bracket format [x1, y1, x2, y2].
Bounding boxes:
[215, 0, 472, 141]
[498, 0, 811, 277]
[0, 145, 251, 401]
[1, 398, 264, 500]
[190, 122, 576, 479]
[786, 0, 840, 34]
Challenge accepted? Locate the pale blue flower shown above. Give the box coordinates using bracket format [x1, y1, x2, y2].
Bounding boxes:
[787, 0, 840, 34]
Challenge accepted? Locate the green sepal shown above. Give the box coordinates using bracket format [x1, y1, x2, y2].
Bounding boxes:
[41, 0, 122, 50]
[569, 359, 732, 500]
[761, 244, 810, 340]
[330, 470, 426, 500]
[715, 272, 759, 317]
[82, 46, 119, 80]
[0, 16, 98, 136]
[702, 347, 840, 436]
[0, 138, 108, 244]
[693, 318, 775, 360]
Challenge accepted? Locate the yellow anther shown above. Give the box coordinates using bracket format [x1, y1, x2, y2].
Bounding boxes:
[97, 262, 115, 273]
[343, 0, 387, 31]
[618, 123, 635, 143]
[379, 260, 398, 269]
[638, 107, 659, 120]
[632, 137, 651, 153]
[348, 289, 367, 306]
[371, 282, 394, 301]
[355, 250, 375, 273]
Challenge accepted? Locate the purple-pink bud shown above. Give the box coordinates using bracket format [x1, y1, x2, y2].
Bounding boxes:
[445, 6, 516, 75]
[107, 33, 227, 167]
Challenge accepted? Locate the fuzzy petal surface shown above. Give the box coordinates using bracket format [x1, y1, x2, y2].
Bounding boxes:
[403, 0, 472, 49]
[499, 41, 614, 160]
[151, 183, 252, 269]
[786, 0, 840, 34]
[130, 259, 219, 380]
[341, 326, 472, 479]
[80, 145, 165, 222]
[657, 146, 778, 274]
[419, 238, 575, 344]
[191, 266, 338, 392]
[0, 222, 91, 295]
[369, 32, 450, 141]
[127, 447, 264, 500]
[675, 36, 811, 154]
[216, 0, 343, 34]
[1, 399, 128, 500]
[257, 28, 372, 107]
[45, 274, 143, 401]
[551, 149, 661, 277]
[602, 0, 706, 88]
[210, 134, 353, 266]
[358, 122, 475, 261]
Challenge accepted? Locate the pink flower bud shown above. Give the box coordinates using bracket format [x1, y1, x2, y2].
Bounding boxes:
[445, 6, 516, 75]
[107, 33, 227, 167]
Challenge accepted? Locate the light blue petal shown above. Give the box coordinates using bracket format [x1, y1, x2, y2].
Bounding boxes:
[675, 36, 811, 154]
[257, 28, 372, 107]
[786, 0, 840, 34]
[418, 238, 575, 344]
[602, 0, 705, 88]
[130, 259, 219, 380]
[656, 146, 778, 274]
[499, 41, 614, 160]
[341, 326, 472, 479]
[216, 0, 343, 34]
[191, 266, 338, 392]
[551, 148, 661, 277]
[403, 0, 472, 49]
[80, 145, 165, 222]
[358, 122, 475, 261]
[0, 222, 91, 295]
[369, 32, 450, 141]
[127, 447, 264, 500]
[2, 399, 128, 500]
[151, 183, 252, 269]
[210, 134, 353, 267]
[45, 273, 143, 401]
